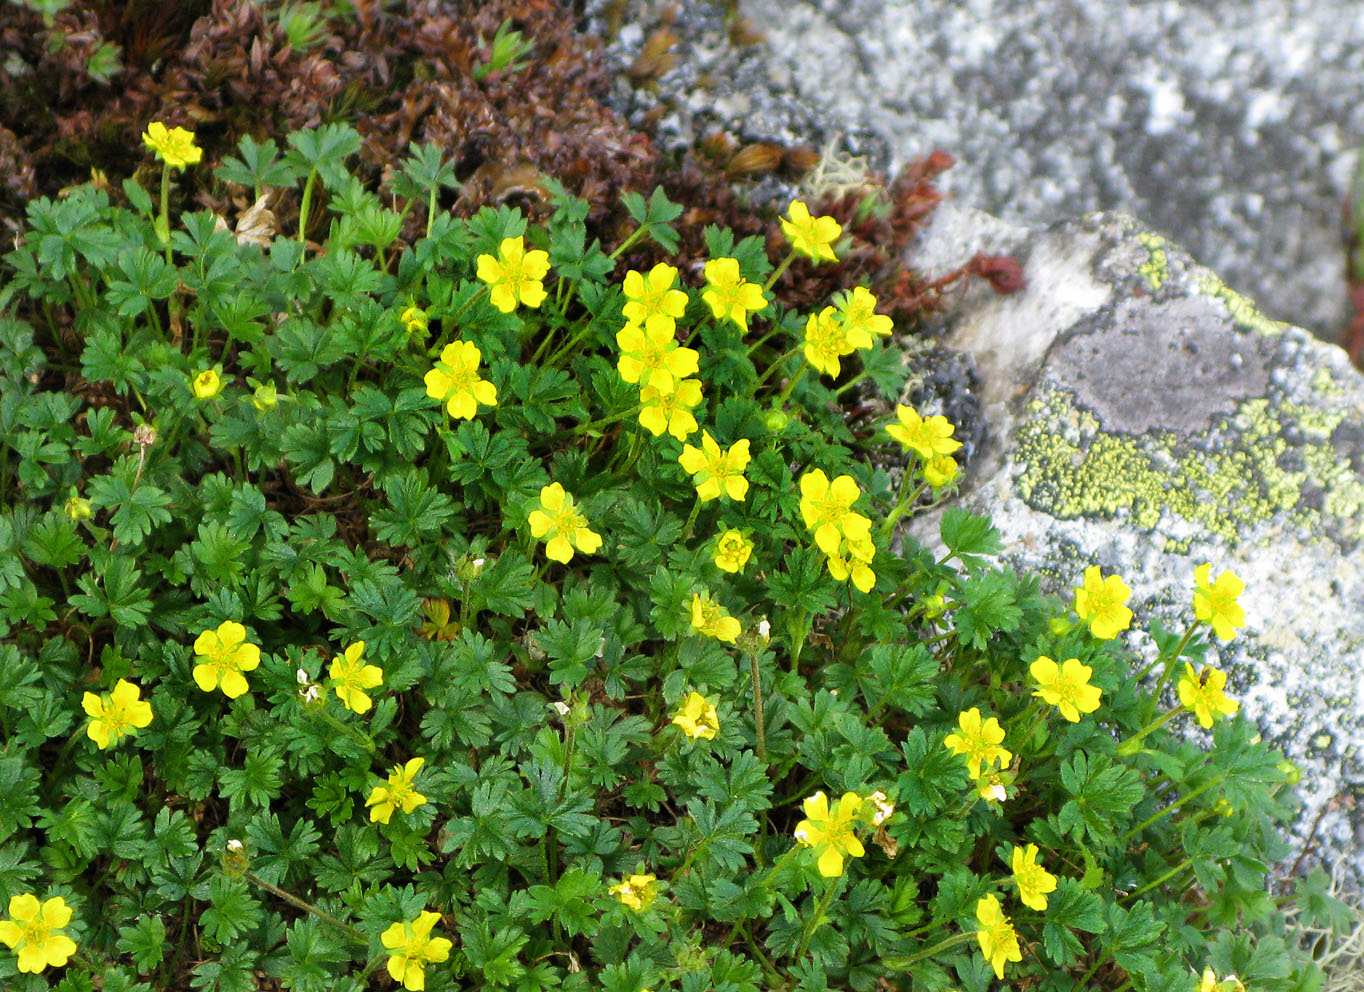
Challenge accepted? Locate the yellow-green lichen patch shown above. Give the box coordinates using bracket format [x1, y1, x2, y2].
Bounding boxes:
[1312, 366, 1344, 398]
[1012, 385, 1364, 548]
[1196, 273, 1289, 337]
[1137, 232, 1168, 291]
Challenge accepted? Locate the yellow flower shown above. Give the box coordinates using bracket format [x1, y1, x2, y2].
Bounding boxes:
[834, 286, 893, 339]
[1177, 662, 1240, 729]
[780, 200, 842, 263]
[1197, 968, 1246, 992]
[81, 679, 153, 750]
[1193, 563, 1246, 641]
[1009, 843, 1058, 911]
[366, 757, 427, 824]
[974, 768, 1009, 803]
[798, 468, 865, 556]
[701, 257, 767, 330]
[0, 893, 78, 974]
[886, 404, 962, 460]
[825, 529, 876, 593]
[689, 593, 741, 643]
[1030, 656, 1103, 723]
[802, 306, 860, 378]
[616, 314, 700, 394]
[192, 621, 261, 699]
[713, 528, 754, 573]
[639, 378, 702, 440]
[381, 910, 452, 991]
[142, 121, 202, 170]
[400, 304, 429, 337]
[622, 262, 689, 329]
[975, 894, 1023, 979]
[64, 495, 93, 521]
[943, 707, 1011, 778]
[418, 599, 460, 641]
[1074, 565, 1133, 640]
[424, 340, 497, 419]
[191, 369, 223, 400]
[476, 235, 550, 313]
[527, 482, 603, 563]
[678, 431, 750, 502]
[672, 690, 720, 740]
[922, 454, 959, 488]
[793, 790, 865, 877]
[328, 641, 384, 714]
[609, 873, 659, 911]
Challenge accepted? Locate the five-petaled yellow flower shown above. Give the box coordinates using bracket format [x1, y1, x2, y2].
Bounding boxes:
[424, 340, 497, 419]
[798, 469, 866, 556]
[1074, 565, 1133, 640]
[191, 369, 223, 400]
[713, 528, 754, 573]
[623, 262, 689, 329]
[834, 286, 893, 339]
[82, 679, 153, 750]
[1177, 662, 1240, 729]
[781, 200, 842, 263]
[381, 910, 452, 991]
[943, 707, 1011, 778]
[802, 306, 868, 378]
[639, 378, 702, 440]
[616, 314, 700, 395]
[689, 593, 741, 643]
[1193, 563, 1246, 642]
[0, 893, 78, 974]
[672, 690, 720, 740]
[701, 257, 767, 330]
[477, 235, 550, 313]
[678, 431, 750, 502]
[142, 121, 202, 170]
[975, 894, 1023, 979]
[886, 405, 962, 460]
[528, 483, 603, 563]
[793, 790, 865, 877]
[329, 641, 384, 714]
[1009, 843, 1058, 911]
[192, 620, 262, 699]
[366, 757, 427, 824]
[1030, 656, 1103, 723]
[609, 873, 659, 911]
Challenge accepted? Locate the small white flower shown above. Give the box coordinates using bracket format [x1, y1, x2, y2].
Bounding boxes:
[296, 668, 310, 685]
[472, 557, 486, 570]
[757, 619, 771, 641]
[227, 839, 243, 852]
[551, 701, 572, 717]
[867, 789, 894, 825]
[302, 685, 321, 704]
[982, 783, 1006, 802]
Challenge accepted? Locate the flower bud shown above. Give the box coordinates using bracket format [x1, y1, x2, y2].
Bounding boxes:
[762, 407, 790, 432]
[252, 382, 278, 411]
[191, 369, 223, 400]
[400, 304, 429, 337]
[222, 839, 249, 878]
[64, 495, 93, 521]
[1277, 759, 1301, 785]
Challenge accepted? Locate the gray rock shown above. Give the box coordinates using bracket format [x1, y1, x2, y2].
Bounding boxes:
[585, 0, 1364, 340]
[908, 201, 1364, 892]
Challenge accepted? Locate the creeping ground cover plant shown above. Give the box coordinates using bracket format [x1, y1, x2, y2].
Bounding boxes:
[0, 121, 1351, 991]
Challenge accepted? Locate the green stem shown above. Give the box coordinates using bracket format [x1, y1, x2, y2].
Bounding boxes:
[244, 872, 366, 944]
[763, 249, 796, 292]
[434, 284, 490, 350]
[681, 495, 703, 542]
[745, 323, 785, 357]
[1118, 772, 1227, 844]
[297, 168, 318, 246]
[882, 931, 975, 971]
[754, 347, 802, 389]
[794, 876, 843, 960]
[159, 164, 172, 265]
[771, 359, 810, 409]
[834, 369, 873, 397]
[1120, 857, 1192, 901]
[426, 186, 438, 239]
[317, 708, 376, 753]
[1115, 705, 1184, 758]
[608, 225, 646, 261]
[1142, 622, 1200, 710]
[881, 481, 929, 540]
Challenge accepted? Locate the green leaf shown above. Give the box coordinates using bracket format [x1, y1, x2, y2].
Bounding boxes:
[858, 642, 938, 717]
[371, 468, 455, 547]
[88, 474, 172, 546]
[1057, 751, 1143, 846]
[1102, 900, 1165, 978]
[939, 507, 1003, 566]
[117, 912, 167, 971]
[1041, 876, 1106, 966]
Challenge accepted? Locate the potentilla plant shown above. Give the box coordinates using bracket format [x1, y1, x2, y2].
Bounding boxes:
[0, 120, 1350, 992]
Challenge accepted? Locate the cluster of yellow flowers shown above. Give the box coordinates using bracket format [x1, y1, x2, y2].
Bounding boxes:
[885, 404, 962, 488]
[798, 468, 877, 591]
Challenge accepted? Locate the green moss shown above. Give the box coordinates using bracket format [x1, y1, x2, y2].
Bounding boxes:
[1014, 386, 1364, 548]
